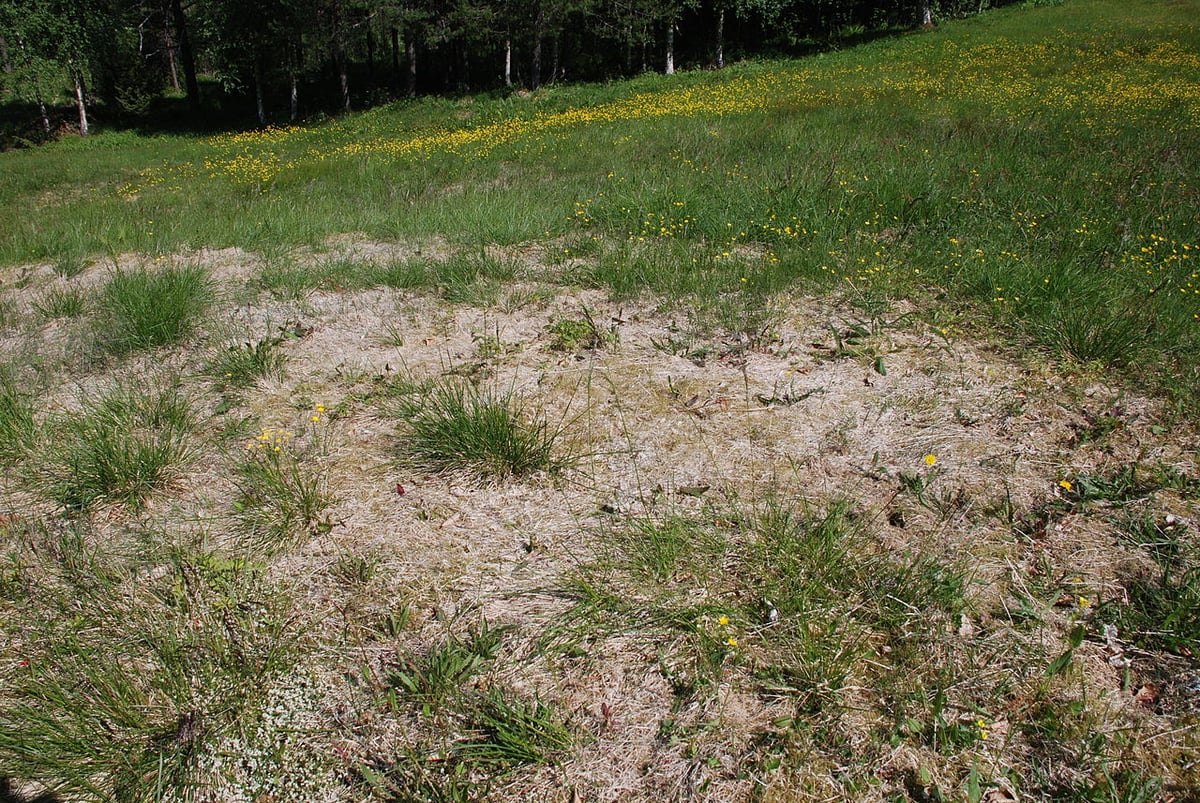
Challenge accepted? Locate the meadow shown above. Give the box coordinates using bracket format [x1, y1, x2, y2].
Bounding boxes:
[1, 0, 1199, 800]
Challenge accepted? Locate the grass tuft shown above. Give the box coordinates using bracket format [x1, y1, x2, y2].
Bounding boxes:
[0, 365, 37, 465]
[34, 384, 195, 511]
[32, 286, 86, 319]
[232, 424, 336, 548]
[207, 337, 287, 388]
[394, 380, 565, 479]
[96, 265, 212, 355]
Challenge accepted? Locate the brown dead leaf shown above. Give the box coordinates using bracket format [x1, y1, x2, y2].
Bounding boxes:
[1134, 683, 1159, 708]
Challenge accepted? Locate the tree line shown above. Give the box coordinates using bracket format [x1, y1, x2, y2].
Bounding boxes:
[0, 0, 1007, 137]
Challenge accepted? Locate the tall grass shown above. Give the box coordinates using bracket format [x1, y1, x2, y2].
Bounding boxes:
[0, 365, 36, 465]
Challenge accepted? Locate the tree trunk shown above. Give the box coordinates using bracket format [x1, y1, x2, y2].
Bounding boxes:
[1, 35, 12, 74]
[624, 26, 632, 75]
[289, 40, 300, 120]
[170, 0, 200, 112]
[665, 20, 675, 75]
[332, 0, 351, 112]
[253, 58, 266, 126]
[167, 45, 180, 90]
[36, 84, 50, 134]
[531, 5, 545, 90]
[550, 34, 560, 83]
[504, 35, 512, 87]
[405, 33, 416, 97]
[452, 41, 468, 91]
[920, 0, 932, 26]
[715, 7, 724, 68]
[72, 70, 89, 136]
[339, 55, 351, 111]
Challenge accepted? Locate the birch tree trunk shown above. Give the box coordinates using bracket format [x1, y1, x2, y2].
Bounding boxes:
[331, 0, 351, 112]
[920, 0, 932, 26]
[71, 69, 88, 136]
[715, 7, 724, 68]
[391, 26, 400, 90]
[665, 20, 674, 75]
[36, 83, 50, 134]
[504, 35, 512, 87]
[253, 58, 266, 126]
[531, 5, 545, 89]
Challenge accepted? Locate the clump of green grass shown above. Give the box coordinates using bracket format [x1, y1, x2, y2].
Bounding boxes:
[0, 519, 304, 802]
[557, 500, 968, 684]
[95, 265, 212, 354]
[207, 337, 287, 388]
[550, 499, 984, 788]
[367, 621, 571, 800]
[1104, 511, 1200, 657]
[394, 380, 565, 479]
[34, 384, 195, 511]
[546, 308, 617, 352]
[0, 365, 36, 465]
[435, 252, 518, 306]
[232, 424, 336, 548]
[387, 620, 506, 710]
[32, 286, 86, 319]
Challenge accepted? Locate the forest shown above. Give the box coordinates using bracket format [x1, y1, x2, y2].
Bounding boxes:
[0, 0, 1011, 140]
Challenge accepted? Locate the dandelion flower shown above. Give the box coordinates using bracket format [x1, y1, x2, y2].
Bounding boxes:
[1059, 479, 1073, 492]
[726, 637, 738, 647]
[924, 454, 937, 466]
[717, 615, 730, 626]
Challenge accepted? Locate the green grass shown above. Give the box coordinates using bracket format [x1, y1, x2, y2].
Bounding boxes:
[232, 424, 336, 548]
[392, 380, 566, 479]
[95, 265, 212, 355]
[553, 500, 971, 716]
[33, 384, 195, 511]
[207, 337, 287, 388]
[32, 286, 86, 319]
[2, 2, 1200, 799]
[0, 365, 36, 465]
[370, 621, 570, 801]
[0, 0, 1194, 399]
[0, 519, 305, 802]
